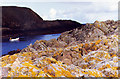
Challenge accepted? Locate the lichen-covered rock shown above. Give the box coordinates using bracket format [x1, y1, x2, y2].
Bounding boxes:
[58, 20, 119, 44]
[0, 20, 119, 77]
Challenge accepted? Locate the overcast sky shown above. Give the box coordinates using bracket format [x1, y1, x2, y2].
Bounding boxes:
[0, 0, 118, 23]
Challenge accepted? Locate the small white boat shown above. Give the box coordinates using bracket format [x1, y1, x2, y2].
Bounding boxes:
[9, 37, 19, 42]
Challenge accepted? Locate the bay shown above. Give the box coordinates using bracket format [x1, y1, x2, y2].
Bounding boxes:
[1, 34, 61, 55]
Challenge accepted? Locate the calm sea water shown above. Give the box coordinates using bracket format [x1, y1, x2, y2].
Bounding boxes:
[1, 34, 61, 55]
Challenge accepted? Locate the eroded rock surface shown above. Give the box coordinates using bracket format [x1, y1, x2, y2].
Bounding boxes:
[0, 20, 119, 77]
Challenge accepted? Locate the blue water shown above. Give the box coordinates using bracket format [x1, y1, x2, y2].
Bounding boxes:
[1, 34, 61, 55]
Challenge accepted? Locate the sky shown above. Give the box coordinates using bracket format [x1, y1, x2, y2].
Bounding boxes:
[0, 0, 119, 23]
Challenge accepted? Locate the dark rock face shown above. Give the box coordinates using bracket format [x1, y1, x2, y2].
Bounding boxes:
[2, 6, 43, 29]
[1, 6, 83, 39]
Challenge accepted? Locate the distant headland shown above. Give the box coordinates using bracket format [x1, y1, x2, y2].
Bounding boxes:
[0, 6, 85, 39]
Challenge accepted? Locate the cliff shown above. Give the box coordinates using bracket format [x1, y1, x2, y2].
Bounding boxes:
[1, 6, 83, 39]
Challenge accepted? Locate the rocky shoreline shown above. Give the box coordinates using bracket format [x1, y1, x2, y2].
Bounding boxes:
[0, 20, 119, 77]
[1, 6, 84, 39]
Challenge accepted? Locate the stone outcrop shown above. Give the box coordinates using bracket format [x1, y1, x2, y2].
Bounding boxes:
[57, 20, 118, 45]
[1, 20, 119, 77]
[1, 6, 83, 39]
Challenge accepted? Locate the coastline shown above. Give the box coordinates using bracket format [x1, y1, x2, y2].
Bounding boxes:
[1, 6, 84, 40]
[1, 20, 119, 77]
[2, 33, 61, 56]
